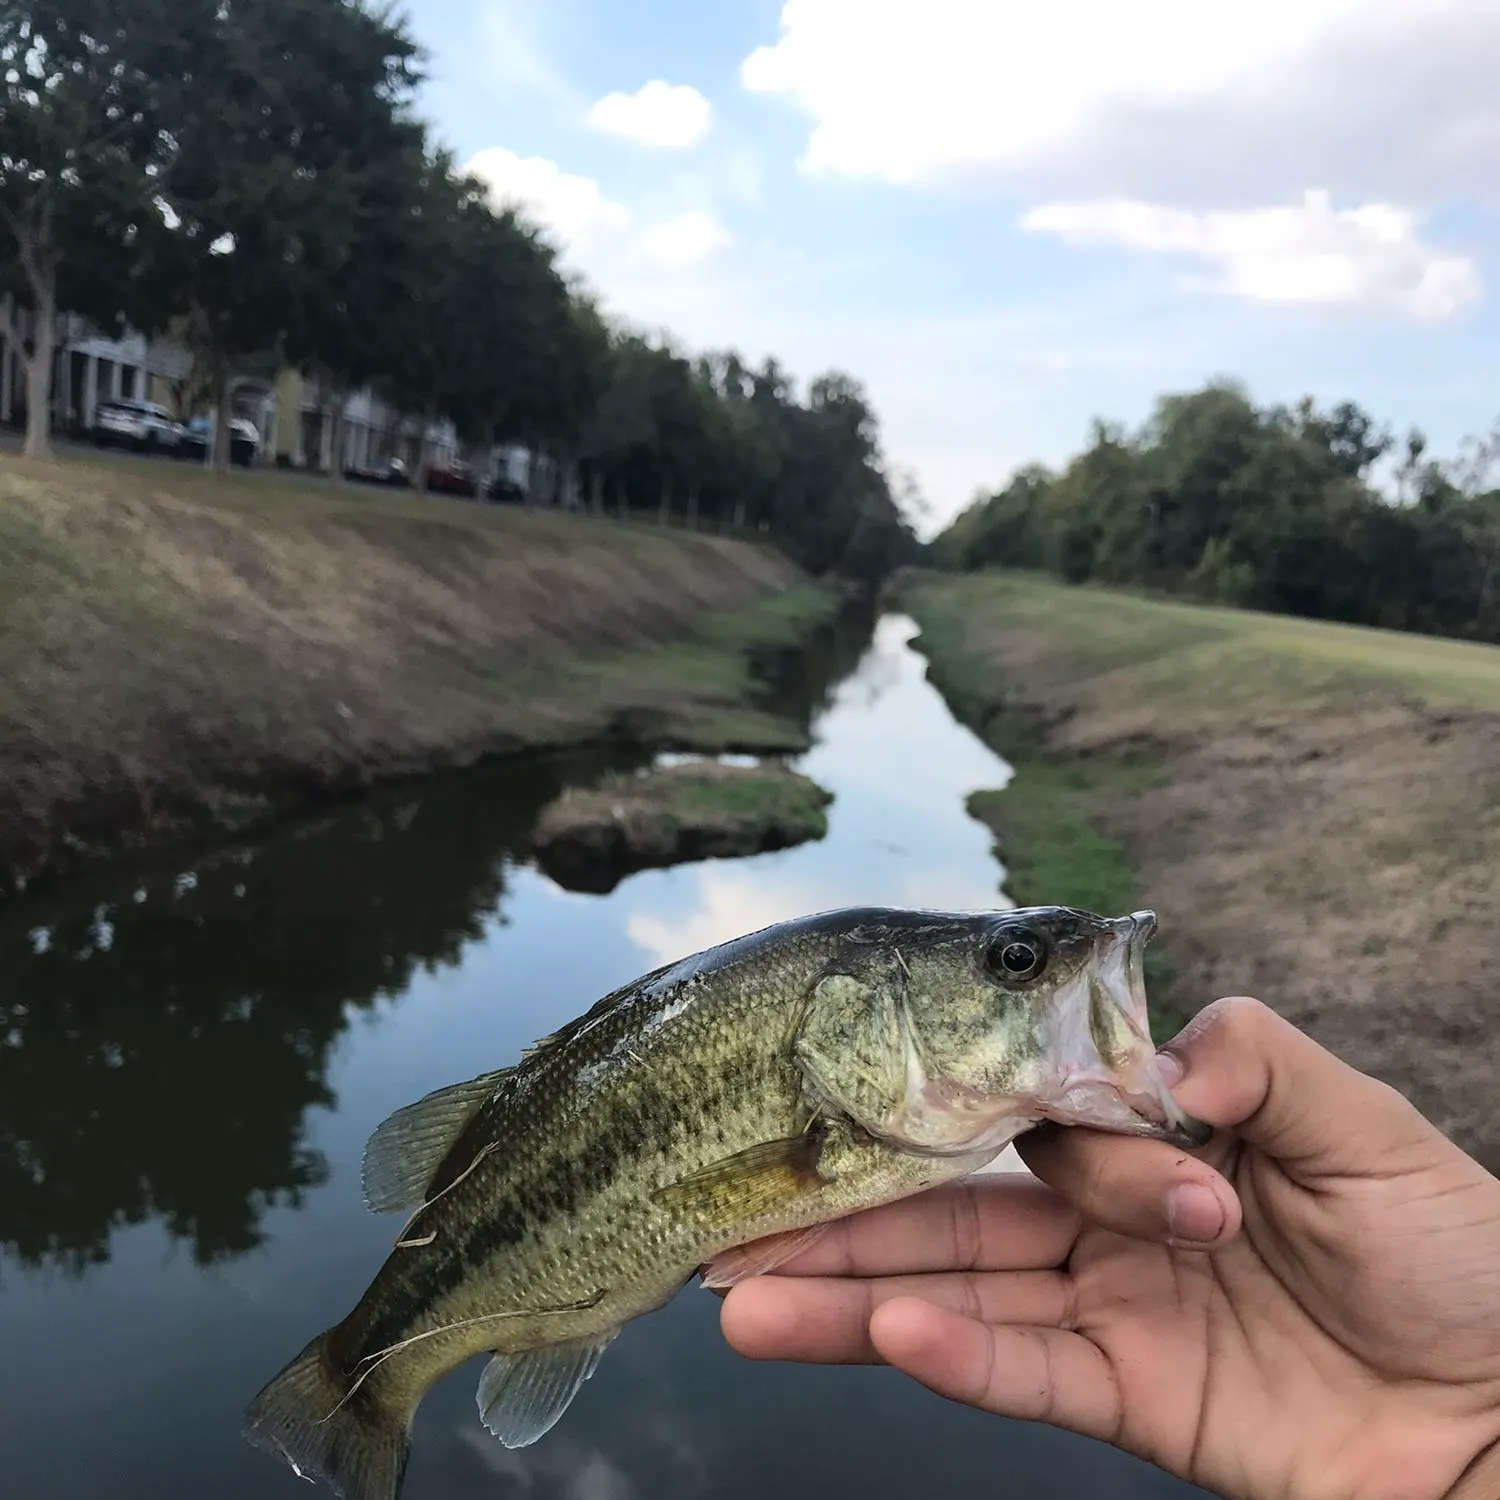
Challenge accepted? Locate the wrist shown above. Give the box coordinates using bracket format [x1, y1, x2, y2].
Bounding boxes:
[1446, 1434, 1500, 1500]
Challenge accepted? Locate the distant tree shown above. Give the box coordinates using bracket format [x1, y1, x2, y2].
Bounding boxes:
[283, 125, 432, 479]
[933, 385, 1500, 647]
[0, 0, 175, 455]
[138, 0, 423, 470]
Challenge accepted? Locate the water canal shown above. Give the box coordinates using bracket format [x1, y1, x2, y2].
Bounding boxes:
[0, 608, 1206, 1500]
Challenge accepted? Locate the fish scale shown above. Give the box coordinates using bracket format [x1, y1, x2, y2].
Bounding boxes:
[243, 904, 1208, 1500]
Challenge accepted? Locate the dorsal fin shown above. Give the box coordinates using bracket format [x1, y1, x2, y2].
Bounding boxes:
[361, 1068, 512, 1214]
[515, 956, 679, 1065]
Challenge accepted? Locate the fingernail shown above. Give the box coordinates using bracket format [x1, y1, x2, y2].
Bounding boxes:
[1155, 1050, 1185, 1088]
[1167, 1183, 1223, 1245]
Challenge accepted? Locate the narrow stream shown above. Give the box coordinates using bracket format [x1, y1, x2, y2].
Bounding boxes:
[0, 611, 1203, 1500]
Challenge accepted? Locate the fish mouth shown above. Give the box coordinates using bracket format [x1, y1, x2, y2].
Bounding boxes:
[1037, 909, 1212, 1151]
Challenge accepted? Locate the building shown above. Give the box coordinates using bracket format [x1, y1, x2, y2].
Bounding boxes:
[266, 369, 458, 475]
[0, 298, 466, 478]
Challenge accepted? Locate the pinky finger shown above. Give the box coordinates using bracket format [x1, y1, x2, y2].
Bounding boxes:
[867, 1296, 1123, 1445]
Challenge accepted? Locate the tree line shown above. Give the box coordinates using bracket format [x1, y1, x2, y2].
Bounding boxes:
[932, 381, 1500, 645]
[0, 0, 918, 580]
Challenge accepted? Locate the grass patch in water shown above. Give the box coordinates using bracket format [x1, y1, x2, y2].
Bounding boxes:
[532, 759, 834, 893]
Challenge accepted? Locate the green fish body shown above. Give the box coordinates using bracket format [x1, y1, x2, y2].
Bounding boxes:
[244, 905, 1206, 1500]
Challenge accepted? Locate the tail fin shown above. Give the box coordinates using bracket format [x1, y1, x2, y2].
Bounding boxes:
[242, 1329, 411, 1500]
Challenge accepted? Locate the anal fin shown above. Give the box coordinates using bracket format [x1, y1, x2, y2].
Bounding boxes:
[476, 1328, 621, 1449]
[652, 1132, 830, 1233]
[362, 1068, 512, 1214]
[700, 1222, 832, 1289]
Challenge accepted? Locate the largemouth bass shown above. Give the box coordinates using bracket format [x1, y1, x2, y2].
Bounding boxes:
[244, 904, 1207, 1500]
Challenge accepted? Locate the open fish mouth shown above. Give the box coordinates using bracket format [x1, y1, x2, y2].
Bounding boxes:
[1037, 910, 1212, 1150]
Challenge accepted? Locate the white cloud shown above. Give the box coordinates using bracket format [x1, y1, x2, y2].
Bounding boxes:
[465, 148, 630, 246]
[587, 81, 713, 150]
[1023, 190, 1482, 324]
[463, 150, 733, 276]
[627, 866, 842, 969]
[741, 0, 1500, 203]
[639, 211, 733, 267]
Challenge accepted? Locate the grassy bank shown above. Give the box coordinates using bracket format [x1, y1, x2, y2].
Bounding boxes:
[904, 569, 1500, 1164]
[532, 760, 833, 894]
[0, 453, 840, 892]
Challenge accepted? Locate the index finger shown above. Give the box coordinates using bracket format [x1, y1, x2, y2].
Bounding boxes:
[739, 1175, 1081, 1279]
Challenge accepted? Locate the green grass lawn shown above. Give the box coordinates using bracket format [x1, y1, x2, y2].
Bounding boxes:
[934, 570, 1500, 717]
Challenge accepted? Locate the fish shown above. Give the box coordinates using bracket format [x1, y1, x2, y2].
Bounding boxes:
[243, 904, 1208, 1500]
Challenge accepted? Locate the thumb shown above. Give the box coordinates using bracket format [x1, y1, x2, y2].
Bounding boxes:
[1162, 996, 1449, 1178]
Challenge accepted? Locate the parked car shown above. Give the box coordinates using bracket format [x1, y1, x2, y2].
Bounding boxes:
[177, 415, 262, 467]
[484, 473, 527, 504]
[425, 458, 479, 498]
[92, 398, 185, 454]
[344, 457, 411, 488]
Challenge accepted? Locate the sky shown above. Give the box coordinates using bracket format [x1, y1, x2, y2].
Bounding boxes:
[399, 0, 1500, 535]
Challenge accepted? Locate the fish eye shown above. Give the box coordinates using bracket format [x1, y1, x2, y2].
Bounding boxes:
[986, 927, 1047, 983]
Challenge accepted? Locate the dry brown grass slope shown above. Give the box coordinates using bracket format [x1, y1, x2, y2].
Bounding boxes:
[906, 570, 1500, 1171]
[0, 454, 819, 890]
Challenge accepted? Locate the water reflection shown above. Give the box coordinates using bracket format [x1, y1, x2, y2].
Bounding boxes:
[0, 609, 1205, 1500]
[0, 600, 882, 1277]
[0, 745, 655, 1274]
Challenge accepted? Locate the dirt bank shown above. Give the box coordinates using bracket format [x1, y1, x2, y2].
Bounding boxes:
[0, 453, 831, 894]
[904, 569, 1500, 1171]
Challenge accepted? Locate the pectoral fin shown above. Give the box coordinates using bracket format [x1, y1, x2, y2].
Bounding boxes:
[476, 1328, 621, 1449]
[700, 1222, 832, 1289]
[653, 1133, 829, 1232]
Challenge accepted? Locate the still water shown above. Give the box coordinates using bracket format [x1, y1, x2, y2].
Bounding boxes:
[0, 610, 1206, 1500]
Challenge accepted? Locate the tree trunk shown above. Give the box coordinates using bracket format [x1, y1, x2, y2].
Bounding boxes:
[329, 396, 348, 485]
[6, 217, 59, 460]
[416, 399, 438, 491]
[523, 444, 540, 506]
[21, 298, 55, 460]
[211, 354, 231, 474]
[7, 283, 59, 461]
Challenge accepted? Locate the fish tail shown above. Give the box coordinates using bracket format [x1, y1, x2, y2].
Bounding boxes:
[242, 1327, 411, 1500]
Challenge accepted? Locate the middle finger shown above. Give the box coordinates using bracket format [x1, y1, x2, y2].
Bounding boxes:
[720, 1267, 1072, 1364]
[728, 1176, 1081, 1280]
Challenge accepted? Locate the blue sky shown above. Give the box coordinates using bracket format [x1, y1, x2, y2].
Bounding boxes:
[398, 0, 1500, 533]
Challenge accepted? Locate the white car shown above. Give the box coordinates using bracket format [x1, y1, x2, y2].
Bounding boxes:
[93, 398, 185, 453]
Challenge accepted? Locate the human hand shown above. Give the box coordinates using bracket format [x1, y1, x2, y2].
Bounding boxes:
[720, 997, 1500, 1500]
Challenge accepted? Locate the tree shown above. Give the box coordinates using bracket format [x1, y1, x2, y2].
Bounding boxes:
[285, 127, 431, 479]
[139, 0, 423, 470]
[933, 384, 1500, 648]
[0, 0, 174, 455]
